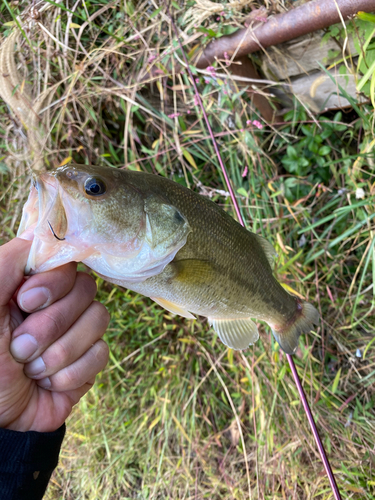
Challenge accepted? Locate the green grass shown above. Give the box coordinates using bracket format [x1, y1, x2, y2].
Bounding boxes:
[1, 1, 375, 498]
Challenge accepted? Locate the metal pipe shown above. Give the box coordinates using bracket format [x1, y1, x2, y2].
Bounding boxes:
[196, 0, 375, 68]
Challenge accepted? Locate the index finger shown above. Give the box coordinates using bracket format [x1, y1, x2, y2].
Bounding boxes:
[17, 262, 79, 313]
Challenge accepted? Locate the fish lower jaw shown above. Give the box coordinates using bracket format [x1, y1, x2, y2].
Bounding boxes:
[25, 236, 93, 275]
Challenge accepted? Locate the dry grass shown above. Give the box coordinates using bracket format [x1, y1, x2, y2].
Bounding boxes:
[1, 1, 375, 499]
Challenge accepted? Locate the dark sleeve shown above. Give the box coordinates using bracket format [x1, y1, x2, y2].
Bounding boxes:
[0, 424, 66, 500]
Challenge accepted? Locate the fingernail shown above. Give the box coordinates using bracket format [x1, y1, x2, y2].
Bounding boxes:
[24, 356, 46, 377]
[37, 377, 51, 389]
[10, 334, 38, 361]
[20, 287, 50, 312]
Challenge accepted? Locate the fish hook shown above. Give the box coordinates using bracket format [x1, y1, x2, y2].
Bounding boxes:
[47, 220, 65, 241]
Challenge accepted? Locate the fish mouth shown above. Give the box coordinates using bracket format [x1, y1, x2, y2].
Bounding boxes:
[17, 172, 77, 274]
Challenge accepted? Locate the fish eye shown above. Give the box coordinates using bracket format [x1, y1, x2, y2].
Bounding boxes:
[84, 177, 106, 196]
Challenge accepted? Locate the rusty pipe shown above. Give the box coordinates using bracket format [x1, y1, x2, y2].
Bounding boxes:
[196, 0, 375, 68]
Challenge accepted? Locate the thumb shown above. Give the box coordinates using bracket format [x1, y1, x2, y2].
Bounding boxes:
[0, 234, 33, 314]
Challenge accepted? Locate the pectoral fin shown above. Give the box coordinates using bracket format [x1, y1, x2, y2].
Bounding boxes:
[171, 259, 214, 284]
[151, 297, 196, 319]
[208, 317, 259, 350]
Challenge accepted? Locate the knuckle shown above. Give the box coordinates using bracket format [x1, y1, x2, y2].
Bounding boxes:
[55, 262, 77, 290]
[95, 340, 109, 365]
[59, 341, 109, 390]
[76, 272, 97, 299]
[89, 302, 111, 331]
[85, 377, 96, 389]
[64, 365, 82, 389]
[47, 338, 71, 367]
[88, 341, 109, 375]
[39, 308, 66, 338]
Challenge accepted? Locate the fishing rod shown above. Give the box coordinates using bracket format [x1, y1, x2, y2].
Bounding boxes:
[166, 5, 342, 499]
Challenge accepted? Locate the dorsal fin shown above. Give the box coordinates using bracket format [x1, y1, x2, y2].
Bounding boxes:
[255, 234, 277, 267]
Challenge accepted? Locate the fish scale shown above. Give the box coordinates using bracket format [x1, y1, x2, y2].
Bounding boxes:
[128, 171, 294, 316]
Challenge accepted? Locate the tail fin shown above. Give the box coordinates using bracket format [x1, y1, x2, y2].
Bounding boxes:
[271, 302, 319, 354]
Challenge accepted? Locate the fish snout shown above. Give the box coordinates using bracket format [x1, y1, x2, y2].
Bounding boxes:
[38, 172, 59, 191]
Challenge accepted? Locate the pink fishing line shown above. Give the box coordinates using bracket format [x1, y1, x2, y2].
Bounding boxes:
[166, 5, 342, 499]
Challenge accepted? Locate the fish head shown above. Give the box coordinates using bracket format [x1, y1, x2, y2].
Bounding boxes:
[18, 164, 191, 283]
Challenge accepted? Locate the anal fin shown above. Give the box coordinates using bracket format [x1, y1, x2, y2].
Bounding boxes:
[151, 297, 196, 319]
[208, 317, 259, 350]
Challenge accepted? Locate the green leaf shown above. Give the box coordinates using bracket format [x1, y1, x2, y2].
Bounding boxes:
[316, 156, 325, 167]
[334, 124, 347, 132]
[332, 368, 341, 394]
[357, 11, 375, 23]
[357, 58, 375, 92]
[3, 0, 31, 45]
[287, 145, 298, 160]
[298, 157, 310, 167]
[221, 26, 238, 36]
[301, 125, 312, 136]
[125, 1, 134, 15]
[333, 111, 342, 122]
[182, 148, 197, 169]
[197, 27, 217, 38]
[363, 335, 375, 360]
[320, 128, 332, 140]
[371, 66, 375, 108]
[278, 364, 287, 381]
[277, 250, 303, 273]
[318, 145, 331, 156]
[150, 7, 161, 19]
[237, 187, 248, 197]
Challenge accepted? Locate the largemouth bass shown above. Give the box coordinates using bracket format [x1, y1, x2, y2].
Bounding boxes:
[18, 164, 319, 354]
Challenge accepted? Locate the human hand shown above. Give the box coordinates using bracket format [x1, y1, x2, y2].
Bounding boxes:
[0, 234, 110, 432]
